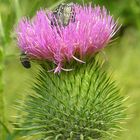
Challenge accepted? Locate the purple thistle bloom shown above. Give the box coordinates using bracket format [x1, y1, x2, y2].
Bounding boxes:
[16, 4, 119, 73]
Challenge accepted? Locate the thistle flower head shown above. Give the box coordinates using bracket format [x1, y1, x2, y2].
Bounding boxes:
[15, 4, 126, 139]
[16, 4, 118, 72]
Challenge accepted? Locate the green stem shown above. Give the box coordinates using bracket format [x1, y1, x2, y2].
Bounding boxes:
[0, 120, 10, 134]
[0, 15, 6, 140]
[0, 47, 6, 140]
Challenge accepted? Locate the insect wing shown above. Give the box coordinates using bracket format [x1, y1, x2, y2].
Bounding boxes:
[51, 3, 75, 27]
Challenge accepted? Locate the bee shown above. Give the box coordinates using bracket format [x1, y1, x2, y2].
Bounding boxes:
[51, 3, 75, 27]
[20, 52, 31, 69]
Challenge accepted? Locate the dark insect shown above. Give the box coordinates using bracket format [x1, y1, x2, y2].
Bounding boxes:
[51, 3, 75, 27]
[20, 52, 31, 69]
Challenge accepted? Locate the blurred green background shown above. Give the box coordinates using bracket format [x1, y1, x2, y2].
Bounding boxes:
[0, 0, 140, 139]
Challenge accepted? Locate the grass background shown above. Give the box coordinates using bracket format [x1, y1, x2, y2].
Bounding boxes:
[0, 0, 140, 139]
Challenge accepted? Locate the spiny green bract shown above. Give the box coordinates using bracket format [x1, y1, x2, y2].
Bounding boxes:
[15, 57, 126, 140]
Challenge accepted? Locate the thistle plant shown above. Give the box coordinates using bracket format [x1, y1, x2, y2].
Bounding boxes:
[15, 3, 126, 140]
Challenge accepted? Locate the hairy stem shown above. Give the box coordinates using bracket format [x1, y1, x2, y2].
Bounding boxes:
[0, 47, 6, 140]
[0, 14, 7, 140]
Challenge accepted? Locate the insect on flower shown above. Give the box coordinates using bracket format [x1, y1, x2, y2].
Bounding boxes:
[51, 3, 75, 27]
[16, 3, 119, 73]
[20, 52, 31, 69]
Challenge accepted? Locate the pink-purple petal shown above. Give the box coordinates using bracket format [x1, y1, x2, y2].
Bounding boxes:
[16, 4, 119, 72]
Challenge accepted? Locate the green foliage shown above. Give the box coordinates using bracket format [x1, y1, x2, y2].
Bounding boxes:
[93, 0, 140, 29]
[15, 57, 126, 140]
